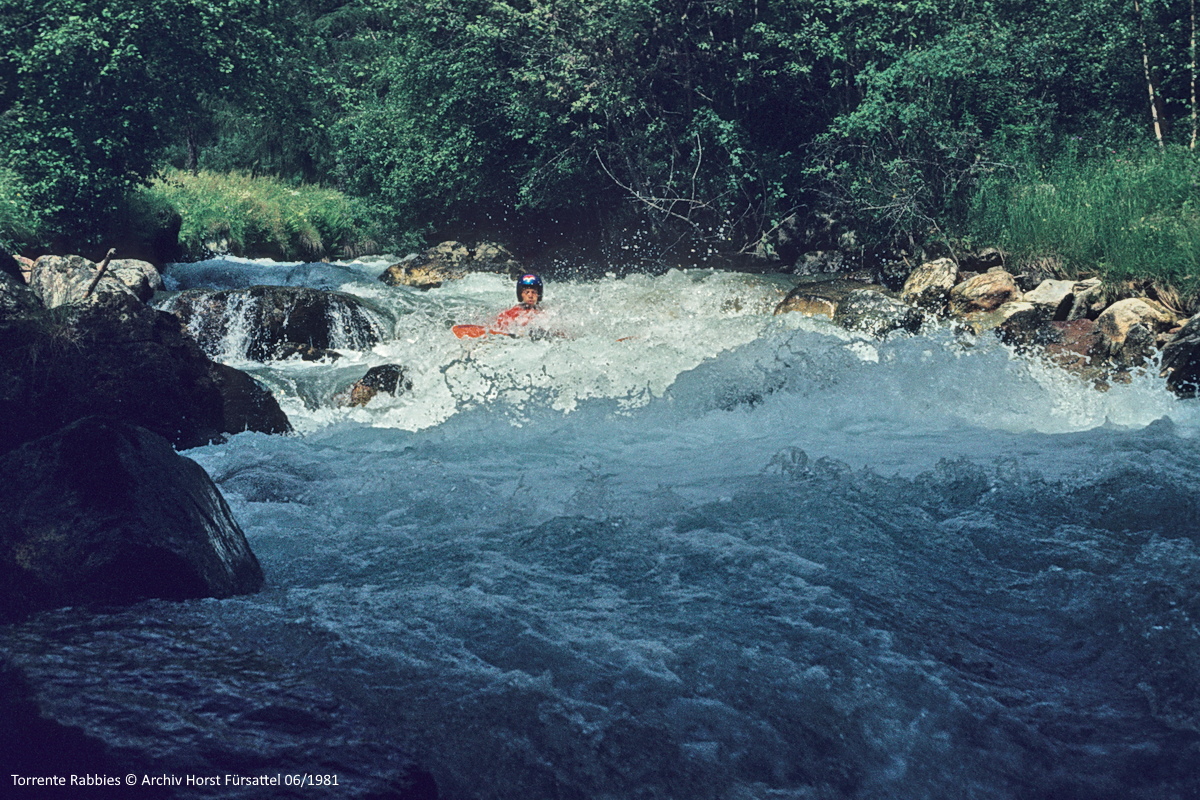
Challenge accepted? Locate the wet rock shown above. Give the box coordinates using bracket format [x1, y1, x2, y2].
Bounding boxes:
[948, 269, 1022, 315]
[1159, 315, 1200, 397]
[0, 417, 264, 621]
[28, 254, 136, 308]
[833, 288, 924, 338]
[900, 258, 958, 311]
[380, 240, 522, 288]
[165, 285, 388, 362]
[275, 341, 342, 362]
[1032, 319, 1112, 385]
[209, 362, 293, 436]
[993, 302, 1057, 348]
[344, 364, 412, 407]
[0, 292, 290, 454]
[773, 278, 881, 318]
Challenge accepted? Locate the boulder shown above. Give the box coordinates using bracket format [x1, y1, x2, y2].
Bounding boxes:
[1159, 315, 1200, 397]
[957, 248, 1005, 272]
[1095, 297, 1176, 346]
[833, 288, 924, 338]
[164, 285, 389, 362]
[1021, 279, 1076, 319]
[0, 248, 22, 281]
[773, 278, 882, 318]
[0, 270, 42, 318]
[345, 364, 412, 407]
[209, 362, 293, 435]
[948, 269, 1022, 315]
[0, 417, 264, 621]
[28, 254, 136, 308]
[1092, 297, 1174, 370]
[900, 258, 958, 311]
[992, 302, 1058, 347]
[0, 291, 291, 454]
[108, 258, 165, 302]
[380, 240, 522, 288]
[1066, 277, 1106, 321]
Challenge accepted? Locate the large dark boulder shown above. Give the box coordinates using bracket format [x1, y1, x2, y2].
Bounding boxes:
[0, 292, 290, 454]
[164, 285, 389, 361]
[0, 417, 264, 621]
[0, 270, 42, 317]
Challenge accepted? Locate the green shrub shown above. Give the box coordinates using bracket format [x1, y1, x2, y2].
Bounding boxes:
[147, 169, 403, 261]
[970, 144, 1200, 306]
[0, 167, 44, 253]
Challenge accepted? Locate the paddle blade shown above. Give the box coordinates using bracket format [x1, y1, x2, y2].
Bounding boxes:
[453, 324, 489, 339]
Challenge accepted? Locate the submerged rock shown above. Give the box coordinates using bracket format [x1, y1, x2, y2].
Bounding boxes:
[164, 285, 388, 362]
[0, 417, 264, 620]
[345, 364, 412, 407]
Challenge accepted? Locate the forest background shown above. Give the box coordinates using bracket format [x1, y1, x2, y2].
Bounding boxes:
[2, 0, 1199, 299]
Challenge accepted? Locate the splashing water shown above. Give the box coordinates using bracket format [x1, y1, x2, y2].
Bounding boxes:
[5, 256, 1200, 800]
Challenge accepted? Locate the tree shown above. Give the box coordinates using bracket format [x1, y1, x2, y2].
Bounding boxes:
[0, 0, 305, 244]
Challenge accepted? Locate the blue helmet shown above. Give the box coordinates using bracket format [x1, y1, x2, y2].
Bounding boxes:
[517, 273, 543, 302]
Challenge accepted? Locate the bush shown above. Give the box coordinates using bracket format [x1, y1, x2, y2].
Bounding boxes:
[0, 168, 44, 253]
[969, 144, 1200, 306]
[147, 170, 404, 261]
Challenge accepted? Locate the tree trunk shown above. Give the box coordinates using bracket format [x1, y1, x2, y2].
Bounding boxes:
[1192, 0, 1197, 149]
[1135, 0, 1165, 147]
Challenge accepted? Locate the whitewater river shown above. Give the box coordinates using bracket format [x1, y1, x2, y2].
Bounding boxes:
[6, 257, 1200, 799]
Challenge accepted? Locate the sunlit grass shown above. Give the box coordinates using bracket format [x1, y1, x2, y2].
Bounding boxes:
[147, 169, 395, 261]
[970, 144, 1200, 310]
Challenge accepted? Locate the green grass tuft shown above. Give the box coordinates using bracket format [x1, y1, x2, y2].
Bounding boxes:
[147, 169, 402, 262]
[969, 144, 1200, 310]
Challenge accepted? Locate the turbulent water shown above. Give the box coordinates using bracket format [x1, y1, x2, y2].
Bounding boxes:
[6, 256, 1200, 799]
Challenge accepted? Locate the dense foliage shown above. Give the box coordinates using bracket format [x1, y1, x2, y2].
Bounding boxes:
[2, 0, 1199, 274]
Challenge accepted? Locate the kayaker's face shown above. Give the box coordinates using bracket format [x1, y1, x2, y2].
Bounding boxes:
[520, 287, 540, 305]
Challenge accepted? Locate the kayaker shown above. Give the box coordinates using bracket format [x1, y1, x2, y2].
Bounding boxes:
[493, 273, 544, 332]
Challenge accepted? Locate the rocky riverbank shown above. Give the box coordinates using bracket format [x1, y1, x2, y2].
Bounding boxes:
[0, 248, 440, 800]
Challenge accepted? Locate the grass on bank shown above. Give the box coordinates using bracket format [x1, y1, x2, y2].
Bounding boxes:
[147, 169, 398, 262]
[970, 144, 1200, 311]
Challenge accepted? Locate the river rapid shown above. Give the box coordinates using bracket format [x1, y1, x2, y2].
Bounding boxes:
[5, 257, 1200, 799]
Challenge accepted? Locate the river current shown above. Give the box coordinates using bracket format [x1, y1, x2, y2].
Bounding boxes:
[5, 257, 1200, 799]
